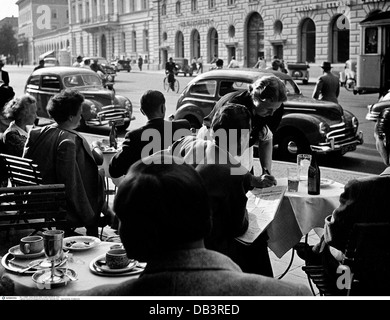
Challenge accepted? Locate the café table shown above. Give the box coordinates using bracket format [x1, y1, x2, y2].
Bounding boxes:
[3, 241, 142, 296]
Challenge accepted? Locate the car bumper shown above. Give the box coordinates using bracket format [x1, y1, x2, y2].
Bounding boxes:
[310, 131, 364, 155]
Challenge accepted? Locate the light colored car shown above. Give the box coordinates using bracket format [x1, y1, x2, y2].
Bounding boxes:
[173, 68, 363, 160]
[25, 67, 134, 131]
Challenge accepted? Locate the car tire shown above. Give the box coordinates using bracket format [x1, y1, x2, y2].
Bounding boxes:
[276, 131, 310, 161]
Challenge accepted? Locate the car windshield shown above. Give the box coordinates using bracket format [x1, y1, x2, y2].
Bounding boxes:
[63, 74, 102, 88]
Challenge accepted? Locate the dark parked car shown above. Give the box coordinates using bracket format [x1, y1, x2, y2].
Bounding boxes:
[111, 59, 132, 72]
[25, 67, 134, 131]
[84, 56, 117, 81]
[366, 90, 390, 121]
[172, 69, 363, 160]
[174, 58, 193, 76]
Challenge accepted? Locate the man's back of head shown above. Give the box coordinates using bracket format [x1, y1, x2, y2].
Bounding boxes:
[114, 154, 212, 261]
[140, 90, 166, 118]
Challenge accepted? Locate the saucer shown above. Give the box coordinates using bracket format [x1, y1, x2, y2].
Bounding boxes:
[32, 268, 77, 289]
[93, 255, 137, 274]
[8, 245, 45, 259]
[89, 255, 145, 277]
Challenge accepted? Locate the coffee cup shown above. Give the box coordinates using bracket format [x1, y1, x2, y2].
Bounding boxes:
[20, 235, 44, 254]
[106, 248, 129, 269]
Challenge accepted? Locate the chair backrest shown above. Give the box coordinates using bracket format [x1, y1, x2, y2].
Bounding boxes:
[343, 222, 390, 296]
[0, 153, 43, 186]
[0, 184, 68, 232]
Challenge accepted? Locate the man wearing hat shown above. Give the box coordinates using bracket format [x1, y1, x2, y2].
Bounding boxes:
[312, 61, 340, 104]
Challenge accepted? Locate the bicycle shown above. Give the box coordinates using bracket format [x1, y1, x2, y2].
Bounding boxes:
[163, 72, 180, 93]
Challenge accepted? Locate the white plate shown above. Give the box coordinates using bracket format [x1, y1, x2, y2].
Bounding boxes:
[63, 236, 101, 251]
[8, 245, 45, 259]
[321, 179, 335, 187]
[1, 253, 65, 275]
[89, 255, 145, 277]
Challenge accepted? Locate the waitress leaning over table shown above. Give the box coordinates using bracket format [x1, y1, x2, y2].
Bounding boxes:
[23, 89, 113, 237]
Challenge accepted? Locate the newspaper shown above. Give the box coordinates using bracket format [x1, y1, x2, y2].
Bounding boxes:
[236, 185, 287, 245]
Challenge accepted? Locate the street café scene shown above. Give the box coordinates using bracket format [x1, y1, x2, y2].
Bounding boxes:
[1, 0, 390, 300]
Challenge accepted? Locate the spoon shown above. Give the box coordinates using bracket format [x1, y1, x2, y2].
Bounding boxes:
[18, 260, 43, 274]
[57, 268, 77, 281]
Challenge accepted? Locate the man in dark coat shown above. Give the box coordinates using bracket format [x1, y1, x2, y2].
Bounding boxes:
[109, 90, 191, 178]
[0, 61, 10, 86]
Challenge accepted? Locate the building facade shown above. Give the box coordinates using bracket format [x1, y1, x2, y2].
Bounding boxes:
[16, 0, 69, 65]
[159, 0, 390, 70]
[15, 0, 390, 71]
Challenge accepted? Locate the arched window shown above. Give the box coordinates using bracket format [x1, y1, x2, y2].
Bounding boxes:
[176, 1, 181, 14]
[208, 28, 218, 62]
[331, 14, 350, 62]
[176, 31, 184, 57]
[246, 13, 264, 67]
[299, 18, 316, 63]
[191, 29, 200, 59]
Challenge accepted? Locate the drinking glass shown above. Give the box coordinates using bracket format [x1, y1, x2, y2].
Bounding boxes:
[43, 230, 64, 282]
[287, 167, 300, 192]
[297, 154, 312, 181]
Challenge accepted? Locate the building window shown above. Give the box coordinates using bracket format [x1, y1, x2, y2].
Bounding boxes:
[191, 0, 198, 12]
[176, 31, 184, 57]
[143, 30, 149, 52]
[299, 18, 316, 63]
[80, 36, 84, 55]
[208, 28, 218, 62]
[274, 20, 283, 35]
[331, 14, 350, 62]
[132, 31, 137, 52]
[53, 8, 58, 19]
[247, 13, 264, 67]
[112, 37, 115, 57]
[122, 32, 126, 53]
[162, 1, 167, 16]
[130, 0, 135, 12]
[208, 0, 216, 9]
[176, 1, 181, 14]
[228, 25, 235, 38]
[162, 32, 168, 41]
[141, 0, 147, 10]
[227, 0, 235, 6]
[191, 29, 200, 59]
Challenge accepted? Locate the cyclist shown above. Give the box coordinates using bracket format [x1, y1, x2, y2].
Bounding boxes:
[165, 57, 178, 91]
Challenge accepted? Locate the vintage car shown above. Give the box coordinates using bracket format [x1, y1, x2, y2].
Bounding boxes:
[25, 67, 134, 131]
[366, 90, 390, 121]
[172, 69, 363, 160]
[111, 59, 132, 72]
[84, 56, 117, 81]
[174, 58, 193, 77]
[287, 62, 310, 85]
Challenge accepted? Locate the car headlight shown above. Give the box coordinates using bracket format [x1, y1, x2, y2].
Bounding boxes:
[293, 71, 302, 77]
[319, 122, 328, 135]
[352, 116, 359, 129]
[125, 100, 132, 113]
[107, 75, 113, 82]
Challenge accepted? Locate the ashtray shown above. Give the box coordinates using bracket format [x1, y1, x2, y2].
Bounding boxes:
[32, 268, 77, 289]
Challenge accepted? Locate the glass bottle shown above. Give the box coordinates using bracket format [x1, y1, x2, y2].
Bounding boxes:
[307, 151, 320, 195]
[109, 121, 117, 149]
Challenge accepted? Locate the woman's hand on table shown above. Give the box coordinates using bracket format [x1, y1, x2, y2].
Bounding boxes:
[250, 173, 277, 188]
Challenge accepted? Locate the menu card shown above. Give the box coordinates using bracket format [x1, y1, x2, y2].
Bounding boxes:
[236, 185, 287, 245]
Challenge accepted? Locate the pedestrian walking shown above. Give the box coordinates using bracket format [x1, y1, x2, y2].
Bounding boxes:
[312, 61, 340, 104]
[138, 56, 143, 71]
[197, 56, 203, 73]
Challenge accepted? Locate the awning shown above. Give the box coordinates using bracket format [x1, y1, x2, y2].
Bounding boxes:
[39, 50, 55, 60]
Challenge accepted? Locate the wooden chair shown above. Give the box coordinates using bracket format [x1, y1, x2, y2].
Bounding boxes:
[302, 223, 390, 296]
[343, 222, 390, 296]
[0, 153, 43, 186]
[0, 184, 68, 234]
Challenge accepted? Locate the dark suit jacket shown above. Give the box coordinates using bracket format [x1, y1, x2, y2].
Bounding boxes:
[323, 167, 390, 252]
[0, 70, 9, 86]
[76, 249, 311, 296]
[23, 124, 105, 230]
[312, 72, 340, 104]
[109, 118, 191, 178]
